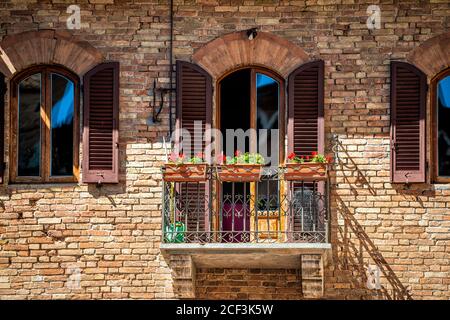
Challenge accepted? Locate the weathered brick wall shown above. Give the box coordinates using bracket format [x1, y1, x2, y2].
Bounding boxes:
[0, 0, 449, 300]
[196, 268, 303, 300]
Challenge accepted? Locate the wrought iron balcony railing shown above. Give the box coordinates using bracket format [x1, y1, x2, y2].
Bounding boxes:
[162, 167, 330, 244]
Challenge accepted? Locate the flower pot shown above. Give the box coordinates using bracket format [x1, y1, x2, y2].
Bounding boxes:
[164, 221, 185, 243]
[162, 163, 207, 182]
[283, 163, 328, 181]
[217, 164, 263, 182]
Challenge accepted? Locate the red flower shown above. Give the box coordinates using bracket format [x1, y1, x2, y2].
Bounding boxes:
[178, 153, 185, 160]
[287, 152, 296, 160]
[217, 153, 226, 164]
[305, 155, 310, 161]
[311, 151, 318, 156]
[196, 152, 204, 159]
[235, 150, 241, 157]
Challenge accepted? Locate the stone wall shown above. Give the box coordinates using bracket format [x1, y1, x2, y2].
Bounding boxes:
[0, 0, 449, 300]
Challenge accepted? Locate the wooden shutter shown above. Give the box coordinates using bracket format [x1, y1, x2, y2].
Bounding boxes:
[0, 73, 5, 183]
[176, 61, 212, 235]
[287, 61, 325, 235]
[83, 62, 119, 184]
[390, 61, 426, 183]
[176, 60, 212, 156]
[288, 60, 324, 157]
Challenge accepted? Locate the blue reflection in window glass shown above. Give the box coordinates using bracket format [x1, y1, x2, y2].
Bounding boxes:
[51, 74, 74, 176]
[438, 75, 450, 176]
[257, 73, 277, 88]
[438, 75, 450, 108]
[256, 73, 279, 210]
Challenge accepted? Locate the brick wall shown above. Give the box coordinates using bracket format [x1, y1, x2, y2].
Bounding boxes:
[0, 0, 449, 300]
[196, 268, 303, 300]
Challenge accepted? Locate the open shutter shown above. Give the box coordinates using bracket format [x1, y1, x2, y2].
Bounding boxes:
[176, 60, 212, 155]
[390, 61, 426, 183]
[288, 61, 325, 235]
[83, 62, 119, 184]
[176, 61, 212, 235]
[288, 60, 324, 157]
[0, 73, 5, 183]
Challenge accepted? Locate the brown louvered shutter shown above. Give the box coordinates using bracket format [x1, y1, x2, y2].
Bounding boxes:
[0, 72, 5, 183]
[176, 61, 212, 156]
[288, 60, 324, 158]
[83, 62, 119, 184]
[175, 61, 212, 236]
[390, 61, 426, 183]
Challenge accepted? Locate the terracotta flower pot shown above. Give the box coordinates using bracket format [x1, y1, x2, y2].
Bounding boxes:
[162, 163, 207, 182]
[283, 162, 328, 181]
[217, 164, 263, 182]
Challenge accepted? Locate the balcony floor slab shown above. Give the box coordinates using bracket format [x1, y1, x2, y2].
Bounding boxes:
[160, 243, 332, 269]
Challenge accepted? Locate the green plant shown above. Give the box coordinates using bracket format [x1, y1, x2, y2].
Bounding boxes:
[167, 152, 205, 165]
[222, 151, 265, 165]
[286, 151, 331, 164]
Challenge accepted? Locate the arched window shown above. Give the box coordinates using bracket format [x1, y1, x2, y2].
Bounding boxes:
[218, 67, 285, 239]
[433, 68, 450, 182]
[218, 67, 284, 165]
[10, 65, 79, 183]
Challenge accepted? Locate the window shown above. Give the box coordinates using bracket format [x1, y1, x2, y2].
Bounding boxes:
[218, 67, 284, 238]
[10, 66, 79, 183]
[433, 68, 450, 182]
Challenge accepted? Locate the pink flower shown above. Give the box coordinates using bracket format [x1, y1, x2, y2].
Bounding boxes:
[217, 153, 226, 164]
[169, 153, 178, 162]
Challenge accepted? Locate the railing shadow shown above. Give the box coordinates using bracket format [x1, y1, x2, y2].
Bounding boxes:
[330, 196, 412, 300]
[334, 139, 376, 197]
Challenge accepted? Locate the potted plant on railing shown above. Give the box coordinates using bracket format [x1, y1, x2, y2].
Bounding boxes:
[164, 220, 186, 243]
[162, 152, 207, 182]
[216, 151, 265, 182]
[283, 151, 331, 181]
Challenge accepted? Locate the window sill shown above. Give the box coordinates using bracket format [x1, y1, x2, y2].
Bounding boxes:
[5, 182, 81, 190]
[431, 183, 450, 190]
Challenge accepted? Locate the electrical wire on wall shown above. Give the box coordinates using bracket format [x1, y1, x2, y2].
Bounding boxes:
[169, 0, 174, 136]
[146, 0, 174, 138]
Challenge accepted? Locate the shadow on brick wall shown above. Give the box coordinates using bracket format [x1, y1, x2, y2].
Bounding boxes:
[327, 196, 413, 300]
[333, 139, 377, 197]
[87, 183, 126, 205]
[391, 183, 436, 207]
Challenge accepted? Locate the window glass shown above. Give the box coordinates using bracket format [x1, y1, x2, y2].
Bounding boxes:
[51, 73, 74, 176]
[438, 75, 450, 176]
[256, 73, 279, 210]
[256, 73, 279, 166]
[18, 73, 41, 176]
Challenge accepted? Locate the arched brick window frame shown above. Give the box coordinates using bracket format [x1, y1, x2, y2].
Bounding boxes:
[0, 30, 103, 77]
[192, 30, 310, 80]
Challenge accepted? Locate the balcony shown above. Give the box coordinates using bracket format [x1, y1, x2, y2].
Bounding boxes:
[160, 167, 331, 269]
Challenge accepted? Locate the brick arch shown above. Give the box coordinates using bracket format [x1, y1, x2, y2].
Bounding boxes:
[0, 30, 104, 78]
[407, 32, 450, 78]
[192, 31, 310, 79]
